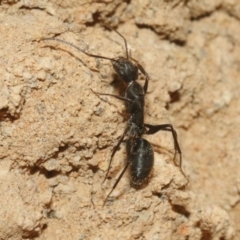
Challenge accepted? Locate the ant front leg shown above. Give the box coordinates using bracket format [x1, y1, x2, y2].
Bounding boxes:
[131, 58, 149, 93]
[137, 63, 149, 94]
[144, 123, 188, 182]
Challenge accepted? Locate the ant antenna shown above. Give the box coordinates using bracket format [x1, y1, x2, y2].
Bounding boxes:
[103, 23, 129, 59]
[43, 24, 130, 63]
[43, 37, 119, 63]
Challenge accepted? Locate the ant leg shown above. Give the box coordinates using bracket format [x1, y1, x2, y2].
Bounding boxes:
[102, 126, 129, 184]
[91, 89, 132, 183]
[91, 89, 134, 104]
[137, 62, 149, 93]
[144, 123, 188, 182]
[103, 161, 130, 206]
[131, 58, 149, 93]
[145, 123, 181, 166]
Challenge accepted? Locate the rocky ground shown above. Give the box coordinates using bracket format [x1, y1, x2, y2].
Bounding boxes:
[0, 0, 240, 239]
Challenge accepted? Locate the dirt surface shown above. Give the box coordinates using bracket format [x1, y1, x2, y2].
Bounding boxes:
[0, 0, 240, 239]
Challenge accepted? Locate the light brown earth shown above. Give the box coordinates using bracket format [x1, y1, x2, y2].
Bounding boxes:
[0, 0, 240, 239]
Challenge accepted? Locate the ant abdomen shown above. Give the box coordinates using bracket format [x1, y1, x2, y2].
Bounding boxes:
[127, 138, 154, 186]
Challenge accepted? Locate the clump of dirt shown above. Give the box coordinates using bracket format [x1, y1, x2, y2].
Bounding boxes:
[0, 0, 239, 239]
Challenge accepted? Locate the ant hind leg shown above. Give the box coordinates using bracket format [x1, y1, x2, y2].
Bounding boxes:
[144, 123, 189, 184]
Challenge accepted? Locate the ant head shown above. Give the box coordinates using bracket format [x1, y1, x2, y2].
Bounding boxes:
[111, 57, 138, 83]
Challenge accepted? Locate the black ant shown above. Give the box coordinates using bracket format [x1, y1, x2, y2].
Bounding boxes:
[43, 24, 187, 205]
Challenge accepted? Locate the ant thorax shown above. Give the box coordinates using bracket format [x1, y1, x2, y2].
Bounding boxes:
[124, 81, 144, 111]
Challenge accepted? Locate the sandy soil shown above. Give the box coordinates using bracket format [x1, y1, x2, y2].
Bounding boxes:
[0, 0, 240, 239]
